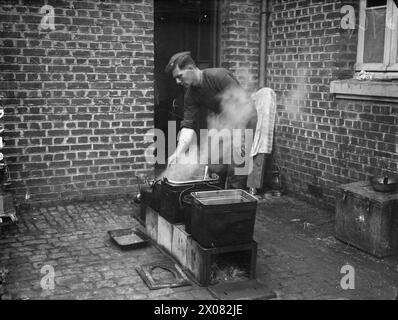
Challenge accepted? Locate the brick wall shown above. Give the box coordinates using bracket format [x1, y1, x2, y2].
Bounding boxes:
[220, 0, 261, 92]
[0, 0, 154, 205]
[2, 0, 396, 209]
[266, 0, 398, 208]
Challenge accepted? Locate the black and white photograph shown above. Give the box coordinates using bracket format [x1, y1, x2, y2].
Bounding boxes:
[0, 0, 397, 307]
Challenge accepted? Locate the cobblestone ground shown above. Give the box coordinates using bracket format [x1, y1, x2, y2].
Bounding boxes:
[0, 195, 397, 300]
[0, 198, 213, 300]
[254, 194, 398, 300]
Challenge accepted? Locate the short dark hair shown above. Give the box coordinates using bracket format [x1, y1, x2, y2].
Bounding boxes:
[165, 51, 197, 72]
[176, 55, 196, 70]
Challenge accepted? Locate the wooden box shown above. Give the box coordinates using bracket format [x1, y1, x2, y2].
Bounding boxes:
[335, 181, 398, 258]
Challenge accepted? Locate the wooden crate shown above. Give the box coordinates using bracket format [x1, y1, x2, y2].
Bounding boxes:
[335, 181, 398, 258]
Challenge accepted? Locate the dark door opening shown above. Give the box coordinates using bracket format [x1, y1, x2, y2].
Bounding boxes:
[154, 0, 219, 169]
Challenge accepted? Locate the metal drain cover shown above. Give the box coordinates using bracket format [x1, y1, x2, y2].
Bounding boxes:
[136, 262, 191, 290]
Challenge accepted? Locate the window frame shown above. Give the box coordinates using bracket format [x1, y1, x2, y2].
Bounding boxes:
[388, 0, 398, 71]
[356, 0, 398, 72]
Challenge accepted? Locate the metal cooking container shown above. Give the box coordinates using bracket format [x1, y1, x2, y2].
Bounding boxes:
[190, 189, 258, 206]
[190, 189, 258, 247]
[370, 176, 398, 193]
[159, 174, 222, 223]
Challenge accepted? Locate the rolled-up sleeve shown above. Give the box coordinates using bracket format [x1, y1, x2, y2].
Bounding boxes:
[180, 91, 199, 130]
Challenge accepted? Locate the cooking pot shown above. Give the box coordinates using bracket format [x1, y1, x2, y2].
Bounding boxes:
[134, 175, 162, 211]
[370, 176, 398, 193]
[159, 173, 222, 223]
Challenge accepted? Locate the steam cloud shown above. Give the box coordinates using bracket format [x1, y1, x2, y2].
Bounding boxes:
[159, 85, 256, 182]
[283, 69, 309, 115]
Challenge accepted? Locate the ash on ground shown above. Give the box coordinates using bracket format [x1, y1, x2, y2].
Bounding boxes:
[210, 251, 250, 284]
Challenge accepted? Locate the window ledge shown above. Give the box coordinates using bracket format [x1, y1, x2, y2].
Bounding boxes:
[330, 79, 398, 103]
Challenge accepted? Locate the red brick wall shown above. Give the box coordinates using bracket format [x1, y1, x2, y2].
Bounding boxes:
[1, 0, 154, 204]
[220, 0, 261, 91]
[267, 0, 398, 208]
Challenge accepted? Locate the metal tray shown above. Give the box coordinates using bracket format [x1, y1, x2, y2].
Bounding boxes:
[191, 189, 257, 206]
[108, 228, 150, 249]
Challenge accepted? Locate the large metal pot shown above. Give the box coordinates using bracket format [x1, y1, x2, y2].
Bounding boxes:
[159, 173, 221, 223]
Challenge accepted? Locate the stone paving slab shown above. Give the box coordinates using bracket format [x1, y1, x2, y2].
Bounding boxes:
[0, 195, 397, 300]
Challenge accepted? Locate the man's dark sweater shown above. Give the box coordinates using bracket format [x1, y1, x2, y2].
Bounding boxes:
[180, 68, 240, 130]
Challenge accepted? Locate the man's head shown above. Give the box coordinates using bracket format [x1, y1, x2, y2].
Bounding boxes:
[165, 51, 201, 88]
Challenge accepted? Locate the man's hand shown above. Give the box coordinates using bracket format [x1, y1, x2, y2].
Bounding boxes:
[167, 152, 179, 166]
[178, 128, 196, 145]
[167, 128, 196, 166]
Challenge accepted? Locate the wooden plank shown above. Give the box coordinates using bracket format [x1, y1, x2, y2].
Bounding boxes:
[171, 224, 189, 267]
[188, 240, 203, 284]
[157, 214, 173, 252]
[145, 206, 158, 241]
[185, 229, 193, 270]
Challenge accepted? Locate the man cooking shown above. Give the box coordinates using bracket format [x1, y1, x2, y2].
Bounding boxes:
[165, 51, 255, 190]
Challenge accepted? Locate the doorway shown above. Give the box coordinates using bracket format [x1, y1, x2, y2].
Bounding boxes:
[154, 0, 219, 168]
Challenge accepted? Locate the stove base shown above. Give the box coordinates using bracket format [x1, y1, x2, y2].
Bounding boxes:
[188, 239, 257, 287]
[144, 206, 257, 287]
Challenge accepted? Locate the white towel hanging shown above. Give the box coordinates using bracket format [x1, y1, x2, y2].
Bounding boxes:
[250, 87, 277, 157]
